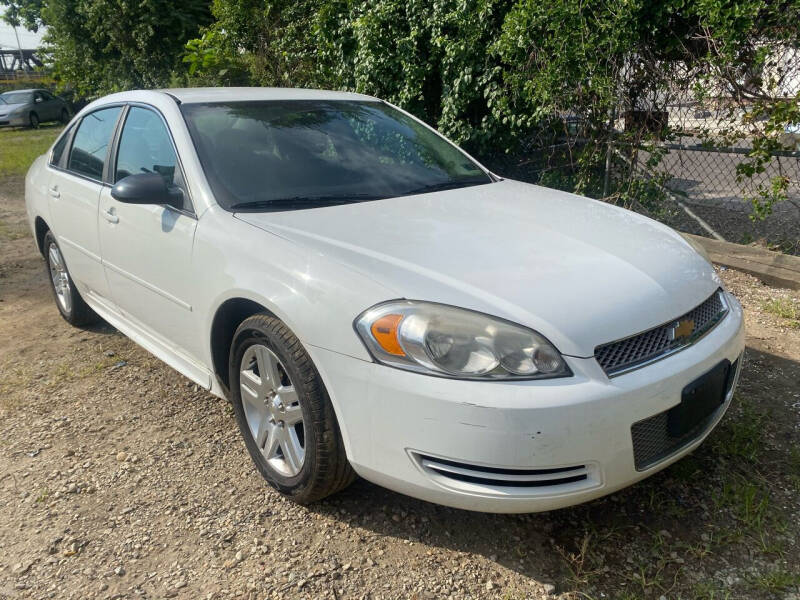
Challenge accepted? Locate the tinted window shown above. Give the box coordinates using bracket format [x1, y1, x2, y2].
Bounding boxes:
[50, 128, 72, 166]
[68, 106, 122, 180]
[115, 107, 178, 185]
[181, 100, 490, 211]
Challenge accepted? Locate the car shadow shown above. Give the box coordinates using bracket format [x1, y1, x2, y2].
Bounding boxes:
[304, 345, 800, 594]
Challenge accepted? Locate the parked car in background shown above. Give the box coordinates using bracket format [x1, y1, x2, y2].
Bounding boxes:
[781, 122, 800, 150]
[0, 89, 71, 128]
[24, 88, 744, 512]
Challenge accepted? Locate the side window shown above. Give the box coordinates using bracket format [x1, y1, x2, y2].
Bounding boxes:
[68, 106, 122, 180]
[115, 107, 178, 184]
[50, 127, 72, 166]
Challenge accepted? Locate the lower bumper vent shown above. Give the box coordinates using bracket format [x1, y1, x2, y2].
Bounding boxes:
[416, 454, 590, 488]
[631, 356, 741, 470]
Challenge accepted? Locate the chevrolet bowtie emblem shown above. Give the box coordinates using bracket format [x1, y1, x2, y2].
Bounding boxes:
[670, 318, 695, 342]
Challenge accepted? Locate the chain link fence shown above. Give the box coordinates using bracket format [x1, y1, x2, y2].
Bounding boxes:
[480, 48, 800, 255]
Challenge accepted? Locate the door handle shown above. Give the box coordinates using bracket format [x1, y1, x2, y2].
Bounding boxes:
[102, 207, 119, 224]
[48, 186, 60, 198]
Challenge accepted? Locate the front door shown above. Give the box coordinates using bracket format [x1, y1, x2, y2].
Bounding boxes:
[98, 105, 200, 361]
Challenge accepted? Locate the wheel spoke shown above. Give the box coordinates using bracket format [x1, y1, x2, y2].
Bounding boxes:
[255, 411, 272, 448]
[282, 400, 303, 426]
[280, 426, 304, 474]
[263, 425, 280, 459]
[255, 345, 282, 389]
[61, 282, 72, 312]
[240, 368, 264, 398]
[277, 385, 298, 406]
[48, 246, 61, 269]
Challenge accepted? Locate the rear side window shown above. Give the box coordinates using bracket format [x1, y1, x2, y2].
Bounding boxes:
[68, 106, 122, 180]
[50, 128, 71, 166]
[115, 107, 178, 185]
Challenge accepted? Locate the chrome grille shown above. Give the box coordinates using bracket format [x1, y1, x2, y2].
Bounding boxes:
[595, 290, 727, 376]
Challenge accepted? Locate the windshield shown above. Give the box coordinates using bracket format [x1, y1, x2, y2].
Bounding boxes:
[180, 100, 491, 211]
[0, 91, 33, 104]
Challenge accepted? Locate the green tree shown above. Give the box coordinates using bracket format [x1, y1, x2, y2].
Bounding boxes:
[0, 0, 44, 31]
[40, 0, 212, 96]
[182, 0, 321, 88]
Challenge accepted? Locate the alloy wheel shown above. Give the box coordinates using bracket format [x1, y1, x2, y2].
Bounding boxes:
[48, 243, 72, 314]
[239, 344, 305, 477]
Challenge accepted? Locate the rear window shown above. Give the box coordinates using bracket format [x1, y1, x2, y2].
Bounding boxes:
[67, 106, 122, 180]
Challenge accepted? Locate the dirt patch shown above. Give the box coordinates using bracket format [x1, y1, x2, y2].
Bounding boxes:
[1, 175, 798, 600]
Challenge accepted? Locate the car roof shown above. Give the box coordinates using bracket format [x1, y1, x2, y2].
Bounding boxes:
[0, 88, 40, 93]
[158, 87, 378, 104]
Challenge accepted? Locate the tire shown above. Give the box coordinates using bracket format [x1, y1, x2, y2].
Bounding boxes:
[229, 314, 355, 504]
[29, 112, 39, 129]
[59, 108, 69, 124]
[43, 231, 100, 326]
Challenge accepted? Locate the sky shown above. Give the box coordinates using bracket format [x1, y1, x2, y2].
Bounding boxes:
[0, 6, 46, 50]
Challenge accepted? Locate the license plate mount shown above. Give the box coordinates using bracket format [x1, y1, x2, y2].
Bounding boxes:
[668, 360, 731, 437]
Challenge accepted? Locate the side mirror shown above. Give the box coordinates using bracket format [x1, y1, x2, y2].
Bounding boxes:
[34, 96, 43, 103]
[111, 173, 183, 209]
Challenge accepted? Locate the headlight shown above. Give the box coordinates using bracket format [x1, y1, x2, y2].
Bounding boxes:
[354, 301, 571, 380]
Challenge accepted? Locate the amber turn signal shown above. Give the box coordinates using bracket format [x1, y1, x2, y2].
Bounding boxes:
[370, 314, 406, 356]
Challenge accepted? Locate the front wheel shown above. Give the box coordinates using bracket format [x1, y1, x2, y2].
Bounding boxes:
[59, 108, 69, 124]
[229, 314, 355, 504]
[29, 112, 39, 129]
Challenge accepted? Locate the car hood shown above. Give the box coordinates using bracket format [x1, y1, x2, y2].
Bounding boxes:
[235, 179, 721, 357]
[0, 102, 27, 113]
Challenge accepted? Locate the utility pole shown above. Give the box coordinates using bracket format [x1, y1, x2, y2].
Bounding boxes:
[12, 22, 27, 72]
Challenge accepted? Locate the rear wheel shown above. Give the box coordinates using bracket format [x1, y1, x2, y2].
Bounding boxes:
[229, 314, 355, 503]
[29, 112, 39, 129]
[43, 231, 99, 326]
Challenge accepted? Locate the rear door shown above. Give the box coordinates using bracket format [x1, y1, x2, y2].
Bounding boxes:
[39, 91, 62, 121]
[48, 105, 123, 302]
[98, 104, 200, 359]
[33, 91, 55, 122]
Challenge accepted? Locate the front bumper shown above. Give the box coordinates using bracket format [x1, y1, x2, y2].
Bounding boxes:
[0, 113, 29, 127]
[309, 292, 745, 513]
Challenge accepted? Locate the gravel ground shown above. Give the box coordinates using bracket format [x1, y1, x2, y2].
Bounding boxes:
[1, 174, 799, 600]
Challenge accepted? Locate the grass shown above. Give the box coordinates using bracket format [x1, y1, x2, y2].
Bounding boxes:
[752, 568, 800, 594]
[711, 396, 765, 462]
[0, 124, 63, 177]
[553, 387, 800, 600]
[761, 297, 800, 328]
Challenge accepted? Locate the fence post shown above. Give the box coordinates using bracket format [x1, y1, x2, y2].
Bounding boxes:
[603, 106, 616, 198]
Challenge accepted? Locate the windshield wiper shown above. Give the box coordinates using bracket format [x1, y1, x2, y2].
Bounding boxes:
[229, 193, 386, 212]
[401, 178, 491, 197]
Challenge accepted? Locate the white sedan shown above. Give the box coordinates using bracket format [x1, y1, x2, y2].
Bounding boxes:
[25, 88, 744, 513]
